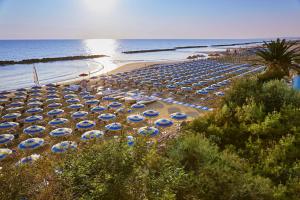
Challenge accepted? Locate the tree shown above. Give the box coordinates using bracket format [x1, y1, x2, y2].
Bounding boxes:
[256, 39, 300, 81]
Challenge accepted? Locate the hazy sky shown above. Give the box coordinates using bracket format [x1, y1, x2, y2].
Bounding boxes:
[0, 0, 300, 39]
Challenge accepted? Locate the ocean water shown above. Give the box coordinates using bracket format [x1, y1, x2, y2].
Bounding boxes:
[0, 39, 266, 90]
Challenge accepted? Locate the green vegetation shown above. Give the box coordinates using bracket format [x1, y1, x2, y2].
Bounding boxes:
[1, 78, 300, 200]
[256, 39, 300, 81]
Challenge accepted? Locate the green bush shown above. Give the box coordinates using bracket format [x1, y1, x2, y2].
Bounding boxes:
[186, 78, 300, 199]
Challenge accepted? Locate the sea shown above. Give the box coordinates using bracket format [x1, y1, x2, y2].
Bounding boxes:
[0, 39, 272, 90]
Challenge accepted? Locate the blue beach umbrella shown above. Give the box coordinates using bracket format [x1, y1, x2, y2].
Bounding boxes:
[16, 88, 27, 92]
[48, 118, 69, 126]
[28, 97, 41, 102]
[50, 128, 72, 137]
[82, 94, 95, 100]
[46, 83, 56, 87]
[31, 85, 42, 90]
[47, 94, 59, 99]
[138, 126, 159, 137]
[68, 103, 84, 110]
[166, 84, 177, 89]
[79, 91, 90, 96]
[108, 102, 122, 109]
[0, 122, 19, 129]
[142, 110, 159, 118]
[51, 141, 77, 153]
[18, 138, 45, 150]
[2, 112, 21, 120]
[26, 107, 43, 114]
[98, 113, 116, 121]
[46, 98, 60, 103]
[105, 122, 122, 131]
[8, 102, 24, 107]
[0, 134, 14, 144]
[23, 125, 45, 135]
[24, 115, 43, 123]
[0, 90, 10, 95]
[91, 106, 106, 113]
[72, 111, 88, 119]
[16, 154, 41, 165]
[127, 135, 134, 146]
[48, 102, 62, 108]
[76, 120, 96, 129]
[30, 92, 42, 97]
[181, 87, 193, 91]
[127, 114, 145, 123]
[102, 96, 115, 101]
[47, 109, 64, 116]
[81, 130, 104, 141]
[27, 101, 43, 107]
[0, 95, 8, 99]
[170, 112, 188, 121]
[85, 99, 100, 105]
[131, 103, 146, 109]
[154, 118, 173, 128]
[66, 98, 80, 104]
[64, 94, 78, 99]
[5, 106, 23, 112]
[0, 148, 13, 161]
[196, 89, 208, 95]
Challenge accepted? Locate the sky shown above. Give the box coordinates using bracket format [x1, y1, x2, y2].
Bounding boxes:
[0, 0, 300, 39]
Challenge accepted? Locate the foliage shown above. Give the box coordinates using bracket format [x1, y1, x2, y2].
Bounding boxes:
[256, 39, 300, 81]
[186, 78, 300, 199]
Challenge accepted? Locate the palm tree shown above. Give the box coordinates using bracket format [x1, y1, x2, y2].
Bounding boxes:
[256, 38, 300, 81]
